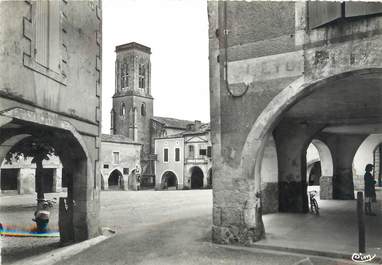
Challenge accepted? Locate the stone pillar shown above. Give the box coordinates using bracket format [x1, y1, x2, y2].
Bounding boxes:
[53, 167, 63, 193]
[274, 121, 323, 213]
[18, 168, 35, 194]
[319, 133, 367, 200]
[122, 174, 129, 190]
[260, 136, 279, 214]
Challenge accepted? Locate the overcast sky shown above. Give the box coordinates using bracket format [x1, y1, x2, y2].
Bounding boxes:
[102, 0, 210, 134]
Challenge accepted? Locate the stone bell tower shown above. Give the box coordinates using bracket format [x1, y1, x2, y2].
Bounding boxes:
[110, 42, 154, 182]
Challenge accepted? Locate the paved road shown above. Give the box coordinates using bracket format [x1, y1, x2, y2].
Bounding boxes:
[50, 190, 358, 265]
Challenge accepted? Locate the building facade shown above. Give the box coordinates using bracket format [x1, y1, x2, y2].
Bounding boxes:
[100, 134, 142, 191]
[0, 0, 102, 243]
[0, 155, 63, 195]
[208, 1, 382, 244]
[155, 122, 212, 190]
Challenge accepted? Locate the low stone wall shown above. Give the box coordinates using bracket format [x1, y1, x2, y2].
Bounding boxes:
[353, 175, 364, 191]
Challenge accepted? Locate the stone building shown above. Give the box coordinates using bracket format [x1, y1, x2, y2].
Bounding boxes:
[208, 1, 382, 244]
[100, 134, 142, 191]
[154, 122, 212, 190]
[110, 42, 208, 188]
[0, 155, 63, 195]
[0, 0, 102, 243]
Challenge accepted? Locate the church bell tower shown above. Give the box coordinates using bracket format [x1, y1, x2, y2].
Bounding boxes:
[110, 42, 154, 181]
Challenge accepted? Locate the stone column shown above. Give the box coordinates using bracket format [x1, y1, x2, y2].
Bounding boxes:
[274, 121, 324, 213]
[53, 167, 63, 193]
[260, 136, 279, 214]
[318, 133, 367, 200]
[18, 168, 35, 194]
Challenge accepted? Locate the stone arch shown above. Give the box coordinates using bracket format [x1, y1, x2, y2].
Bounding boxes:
[107, 169, 123, 190]
[161, 170, 178, 189]
[0, 107, 98, 243]
[353, 134, 382, 190]
[190, 166, 204, 189]
[238, 68, 382, 239]
[311, 139, 333, 178]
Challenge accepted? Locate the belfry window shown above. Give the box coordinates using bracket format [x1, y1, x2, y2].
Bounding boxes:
[139, 64, 145, 89]
[141, 103, 146, 117]
[120, 103, 126, 116]
[120, 62, 129, 89]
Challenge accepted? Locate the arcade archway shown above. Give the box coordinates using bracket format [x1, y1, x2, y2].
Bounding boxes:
[108, 169, 123, 190]
[238, 68, 382, 241]
[161, 171, 178, 189]
[190, 166, 204, 189]
[0, 108, 99, 243]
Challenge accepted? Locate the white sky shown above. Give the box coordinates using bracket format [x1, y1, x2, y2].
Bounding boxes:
[102, 0, 210, 134]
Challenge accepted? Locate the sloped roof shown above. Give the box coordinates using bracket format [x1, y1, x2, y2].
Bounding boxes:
[152, 116, 194, 130]
[154, 123, 210, 139]
[101, 134, 142, 145]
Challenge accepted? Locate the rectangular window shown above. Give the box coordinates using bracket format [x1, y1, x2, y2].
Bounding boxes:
[188, 145, 194, 158]
[103, 164, 109, 169]
[207, 146, 212, 158]
[123, 168, 129, 175]
[175, 148, 180, 162]
[113, 152, 119, 164]
[164, 148, 168, 162]
[199, 149, 207, 156]
[139, 64, 145, 89]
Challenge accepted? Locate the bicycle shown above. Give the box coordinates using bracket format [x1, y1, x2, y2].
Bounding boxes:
[309, 191, 319, 215]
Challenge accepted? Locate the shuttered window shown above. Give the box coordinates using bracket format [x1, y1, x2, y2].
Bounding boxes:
[175, 148, 180, 162]
[34, 1, 60, 72]
[164, 148, 169, 162]
[308, 2, 342, 29]
[35, 1, 49, 66]
[345, 2, 382, 18]
[308, 1, 382, 30]
[207, 146, 212, 158]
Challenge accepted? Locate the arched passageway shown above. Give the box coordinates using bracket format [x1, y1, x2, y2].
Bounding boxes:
[0, 108, 99, 243]
[161, 171, 178, 189]
[308, 161, 321, 186]
[108, 170, 123, 190]
[353, 134, 382, 190]
[231, 68, 382, 243]
[190, 167, 204, 189]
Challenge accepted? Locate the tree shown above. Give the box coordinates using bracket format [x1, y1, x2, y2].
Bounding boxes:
[5, 138, 56, 200]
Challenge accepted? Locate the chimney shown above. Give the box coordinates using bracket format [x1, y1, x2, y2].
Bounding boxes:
[194, 120, 201, 131]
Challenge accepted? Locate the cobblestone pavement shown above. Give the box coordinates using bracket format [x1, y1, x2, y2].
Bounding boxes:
[1, 190, 368, 265]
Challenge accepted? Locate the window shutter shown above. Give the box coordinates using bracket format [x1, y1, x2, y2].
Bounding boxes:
[345, 2, 382, 18]
[308, 1, 342, 29]
[207, 146, 212, 158]
[48, 0, 60, 73]
[35, 1, 49, 66]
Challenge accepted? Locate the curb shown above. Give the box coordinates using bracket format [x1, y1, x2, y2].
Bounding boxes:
[215, 243, 381, 264]
[8, 234, 110, 265]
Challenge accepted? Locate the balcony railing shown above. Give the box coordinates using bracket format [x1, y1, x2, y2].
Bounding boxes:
[185, 157, 209, 164]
